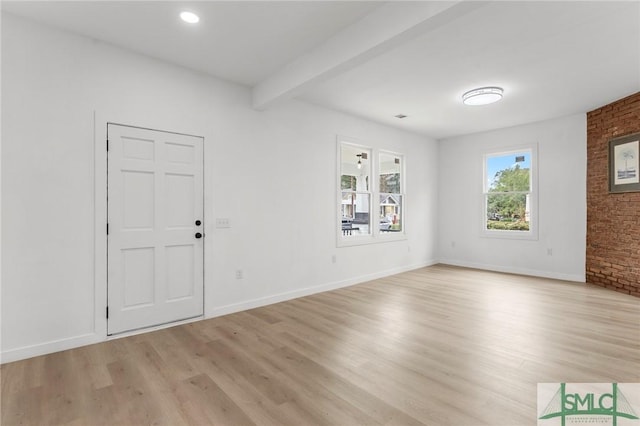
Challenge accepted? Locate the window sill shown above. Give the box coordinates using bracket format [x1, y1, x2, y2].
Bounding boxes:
[481, 229, 538, 240]
[337, 231, 407, 247]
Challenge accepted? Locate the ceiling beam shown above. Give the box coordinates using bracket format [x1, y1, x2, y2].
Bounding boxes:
[252, 1, 489, 110]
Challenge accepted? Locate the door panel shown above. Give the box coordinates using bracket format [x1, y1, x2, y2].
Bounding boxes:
[166, 245, 195, 300]
[166, 142, 194, 164]
[122, 136, 155, 161]
[165, 173, 194, 227]
[122, 247, 155, 308]
[122, 171, 155, 229]
[108, 124, 204, 335]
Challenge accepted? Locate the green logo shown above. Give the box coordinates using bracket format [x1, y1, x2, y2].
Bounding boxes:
[539, 383, 639, 426]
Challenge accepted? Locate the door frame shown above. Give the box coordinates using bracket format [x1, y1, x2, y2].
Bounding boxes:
[93, 111, 207, 340]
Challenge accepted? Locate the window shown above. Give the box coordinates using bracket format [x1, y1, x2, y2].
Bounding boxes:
[338, 139, 405, 245]
[379, 152, 403, 233]
[483, 146, 537, 238]
[340, 143, 372, 237]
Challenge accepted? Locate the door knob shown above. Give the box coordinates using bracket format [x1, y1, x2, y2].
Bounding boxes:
[195, 232, 203, 239]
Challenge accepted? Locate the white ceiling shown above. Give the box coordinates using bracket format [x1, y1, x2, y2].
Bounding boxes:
[3, 1, 639, 139]
[300, 1, 640, 138]
[1, 1, 381, 86]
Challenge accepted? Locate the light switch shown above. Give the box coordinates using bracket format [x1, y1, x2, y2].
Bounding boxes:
[215, 218, 231, 228]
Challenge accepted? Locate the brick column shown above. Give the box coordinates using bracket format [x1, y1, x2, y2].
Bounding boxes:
[586, 92, 640, 297]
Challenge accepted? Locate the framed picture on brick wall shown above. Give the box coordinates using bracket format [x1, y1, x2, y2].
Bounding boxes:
[609, 132, 640, 193]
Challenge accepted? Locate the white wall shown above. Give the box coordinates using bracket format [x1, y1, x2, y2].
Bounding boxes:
[437, 114, 587, 281]
[1, 14, 439, 362]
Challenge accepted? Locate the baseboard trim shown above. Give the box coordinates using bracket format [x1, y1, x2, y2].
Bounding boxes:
[207, 260, 437, 319]
[2, 260, 437, 364]
[1, 332, 102, 364]
[437, 258, 585, 282]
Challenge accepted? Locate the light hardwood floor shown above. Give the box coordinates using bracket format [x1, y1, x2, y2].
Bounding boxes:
[2, 264, 640, 425]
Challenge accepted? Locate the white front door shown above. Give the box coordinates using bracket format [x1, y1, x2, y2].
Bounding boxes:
[107, 124, 204, 335]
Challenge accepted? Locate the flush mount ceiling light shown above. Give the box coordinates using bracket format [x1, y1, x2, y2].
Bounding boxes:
[462, 87, 503, 106]
[180, 11, 200, 24]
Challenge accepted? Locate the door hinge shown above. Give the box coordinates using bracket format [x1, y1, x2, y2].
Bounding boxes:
[106, 139, 109, 151]
[106, 223, 109, 235]
[106, 306, 109, 319]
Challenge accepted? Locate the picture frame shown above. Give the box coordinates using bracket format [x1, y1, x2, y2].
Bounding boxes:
[609, 132, 640, 193]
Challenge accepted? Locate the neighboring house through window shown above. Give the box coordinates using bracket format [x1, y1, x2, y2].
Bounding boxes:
[379, 151, 404, 233]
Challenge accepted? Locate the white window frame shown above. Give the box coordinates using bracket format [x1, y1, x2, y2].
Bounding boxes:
[482, 144, 538, 240]
[337, 137, 407, 247]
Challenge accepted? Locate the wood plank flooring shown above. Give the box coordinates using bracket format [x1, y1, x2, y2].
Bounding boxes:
[2, 264, 640, 425]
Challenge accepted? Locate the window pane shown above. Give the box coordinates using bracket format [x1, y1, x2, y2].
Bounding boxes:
[379, 194, 402, 232]
[340, 175, 356, 191]
[486, 152, 530, 192]
[341, 144, 370, 191]
[341, 192, 370, 235]
[379, 152, 401, 193]
[486, 193, 530, 231]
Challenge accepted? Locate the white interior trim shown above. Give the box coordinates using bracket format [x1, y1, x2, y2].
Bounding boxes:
[208, 260, 437, 318]
[438, 258, 585, 283]
[1, 333, 102, 364]
[94, 110, 108, 340]
[481, 143, 539, 240]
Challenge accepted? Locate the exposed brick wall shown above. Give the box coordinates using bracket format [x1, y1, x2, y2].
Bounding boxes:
[586, 92, 640, 297]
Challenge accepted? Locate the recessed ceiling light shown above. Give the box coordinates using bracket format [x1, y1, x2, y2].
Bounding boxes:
[462, 87, 503, 106]
[180, 11, 200, 24]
